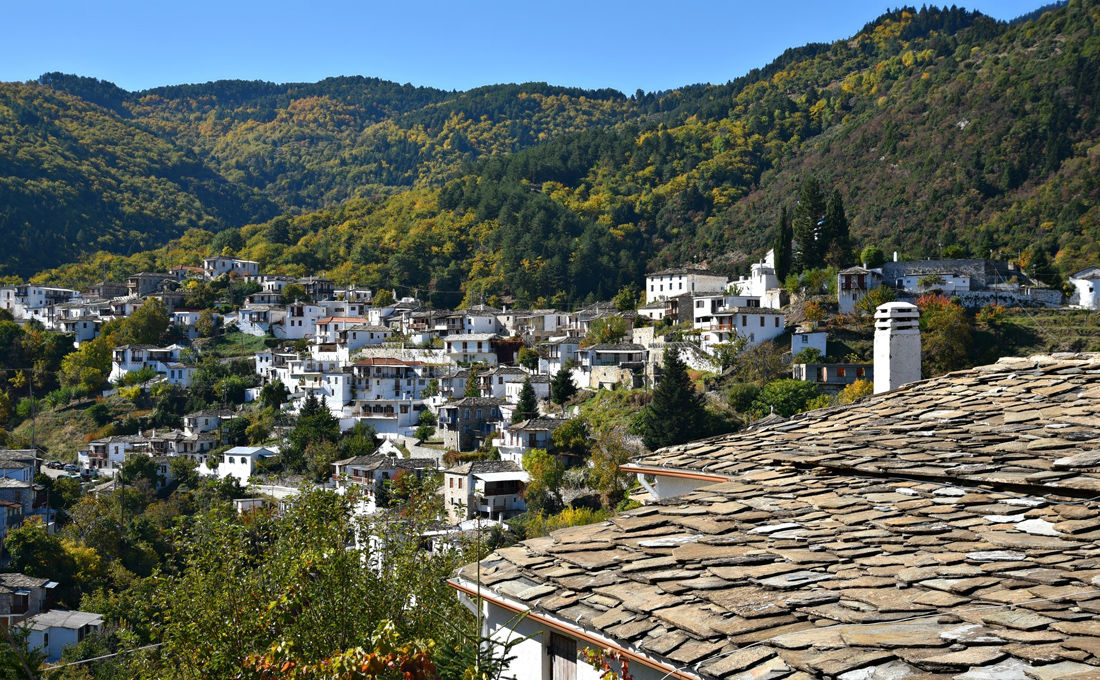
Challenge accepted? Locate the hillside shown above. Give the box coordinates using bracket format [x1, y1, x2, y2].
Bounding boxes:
[17, 2, 1100, 298]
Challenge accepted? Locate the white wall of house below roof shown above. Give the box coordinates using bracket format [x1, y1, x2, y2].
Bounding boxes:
[646, 473, 719, 501]
[479, 599, 673, 680]
[1070, 276, 1099, 310]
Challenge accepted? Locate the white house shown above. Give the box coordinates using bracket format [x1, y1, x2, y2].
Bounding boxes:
[838, 266, 885, 314]
[203, 256, 259, 279]
[219, 446, 278, 484]
[444, 333, 499, 366]
[1069, 266, 1100, 310]
[698, 308, 785, 352]
[644, 266, 728, 304]
[492, 417, 566, 465]
[727, 250, 783, 308]
[26, 610, 104, 662]
[109, 344, 184, 383]
[791, 329, 828, 358]
[443, 460, 528, 523]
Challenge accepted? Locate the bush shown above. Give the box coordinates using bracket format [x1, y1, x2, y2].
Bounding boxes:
[725, 383, 760, 412]
[120, 365, 158, 387]
[562, 466, 590, 489]
[86, 402, 111, 426]
[750, 379, 822, 418]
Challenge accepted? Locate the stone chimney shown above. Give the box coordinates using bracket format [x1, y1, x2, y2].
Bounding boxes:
[873, 302, 921, 394]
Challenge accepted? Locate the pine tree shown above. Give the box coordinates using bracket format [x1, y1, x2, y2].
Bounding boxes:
[550, 367, 577, 415]
[773, 205, 793, 281]
[512, 378, 538, 423]
[635, 348, 707, 450]
[792, 177, 826, 274]
[822, 189, 850, 267]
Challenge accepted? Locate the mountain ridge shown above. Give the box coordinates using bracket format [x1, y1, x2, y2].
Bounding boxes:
[7, 2, 1098, 299]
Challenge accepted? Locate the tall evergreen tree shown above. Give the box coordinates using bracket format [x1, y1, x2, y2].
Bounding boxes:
[635, 348, 707, 450]
[791, 177, 827, 274]
[550, 367, 577, 415]
[512, 378, 538, 423]
[773, 205, 793, 281]
[822, 189, 851, 267]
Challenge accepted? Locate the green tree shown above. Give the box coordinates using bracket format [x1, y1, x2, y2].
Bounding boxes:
[259, 380, 289, 410]
[611, 285, 638, 312]
[750, 379, 822, 418]
[59, 336, 111, 392]
[372, 289, 395, 306]
[281, 283, 310, 303]
[340, 421, 380, 459]
[120, 455, 159, 487]
[549, 367, 577, 414]
[792, 177, 827, 274]
[221, 417, 250, 447]
[856, 284, 898, 314]
[860, 245, 886, 268]
[773, 205, 793, 281]
[120, 297, 170, 345]
[517, 347, 540, 371]
[521, 448, 564, 513]
[588, 426, 635, 507]
[549, 418, 589, 459]
[284, 394, 340, 472]
[463, 369, 481, 397]
[634, 348, 706, 450]
[725, 382, 760, 412]
[918, 294, 973, 377]
[196, 308, 218, 337]
[512, 378, 538, 423]
[586, 316, 628, 344]
[168, 457, 200, 490]
[822, 189, 851, 267]
[711, 335, 748, 372]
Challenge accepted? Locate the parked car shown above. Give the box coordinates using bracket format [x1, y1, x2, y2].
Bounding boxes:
[46, 461, 63, 469]
[63, 463, 78, 472]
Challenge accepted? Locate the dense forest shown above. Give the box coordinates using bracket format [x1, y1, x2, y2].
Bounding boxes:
[8, 1, 1100, 303]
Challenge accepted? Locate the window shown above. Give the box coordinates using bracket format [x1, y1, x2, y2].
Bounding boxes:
[228, 457, 235, 464]
[549, 633, 576, 680]
[856, 367, 866, 378]
[801, 336, 808, 344]
[696, 300, 704, 308]
[741, 315, 747, 326]
[759, 317, 765, 327]
[775, 317, 780, 328]
[836, 367, 847, 378]
[458, 478, 463, 489]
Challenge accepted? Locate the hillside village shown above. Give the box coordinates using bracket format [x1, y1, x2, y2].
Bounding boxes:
[0, 242, 1096, 670]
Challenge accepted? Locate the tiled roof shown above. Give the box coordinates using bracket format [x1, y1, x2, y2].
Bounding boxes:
[454, 353, 1100, 679]
[333, 455, 436, 470]
[633, 353, 1100, 497]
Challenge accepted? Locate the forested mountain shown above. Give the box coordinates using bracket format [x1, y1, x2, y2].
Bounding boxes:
[13, 1, 1100, 300]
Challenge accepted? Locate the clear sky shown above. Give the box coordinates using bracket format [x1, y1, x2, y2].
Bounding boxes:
[1, 0, 1048, 94]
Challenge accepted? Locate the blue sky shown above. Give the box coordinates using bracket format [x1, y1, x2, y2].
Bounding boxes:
[1, 1, 1047, 93]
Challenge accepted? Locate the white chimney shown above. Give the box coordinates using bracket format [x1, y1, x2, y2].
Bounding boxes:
[893, 251, 899, 262]
[873, 302, 921, 394]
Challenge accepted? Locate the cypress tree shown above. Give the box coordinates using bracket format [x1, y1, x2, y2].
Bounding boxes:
[550, 367, 577, 414]
[774, 206, 793, 281]
[636, 348, 707, 450]
[792, 177, 826, 274]
[512, 377, 538, 423]
[823, 189, 850, 267]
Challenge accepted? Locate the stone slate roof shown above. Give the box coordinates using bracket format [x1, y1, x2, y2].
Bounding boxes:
[453, 353, 1100, 679]
[633, 353, 1100, 497]
[447, 460, 522, 475]
[456, 469, 1100, 679]
[334, 455, 436, 471]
